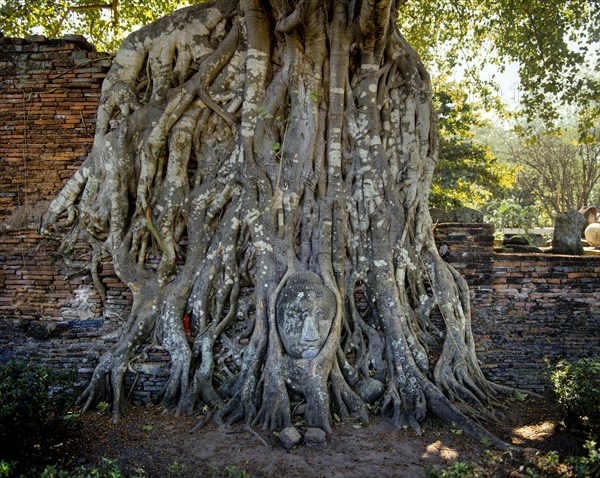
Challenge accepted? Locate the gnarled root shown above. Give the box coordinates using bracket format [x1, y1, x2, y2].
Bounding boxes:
[44, 0, 518, 448]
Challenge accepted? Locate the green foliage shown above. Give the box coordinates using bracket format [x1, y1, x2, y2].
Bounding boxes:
[0, 0, 192, 51]
[482, 200, 543, 230]
[512, 389, 528, 402]
[0, 458, 250, 478]
[491, 1, 599, 126]
[0, 462, 15, 478]
[519, 450, 567, 478]
[424, 461, 481, 478]
[0, 362, 78, 461]
[503, 126, 600, 218]
[479, 437, 493, 448]
[0, 0, 596, 124]
[207, 465, 250, 478]
[550, 356, 600, 441]
[423, 442, 600, 478]
[166, 461, 185, 478]
[569, 440, 600, 478]
[0, 460, 249, 478]
[0, 458, 146, 478]
[41, 458, 144, 478]
[515, 443, 600, 478]
[400, 0, 600, 126]
[430, 84, 515, 211]
[480, 122, 600, 226]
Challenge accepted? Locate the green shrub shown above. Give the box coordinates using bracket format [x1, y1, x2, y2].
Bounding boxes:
[569, 440, 600, 478]
[166, 461, 185, 478]
[0, 461, 15, 478]
[0, 458, 146, 478]
[550, 356, 600, 440]
[423, 443, 600, 478]
[38, 459, 146, 478]
[517, 441, 600, 478]
[424, 462, 481, 478]
[518, 450, 568, 478]
[483, 200, 543, 230]
[0, 362, 78, 461]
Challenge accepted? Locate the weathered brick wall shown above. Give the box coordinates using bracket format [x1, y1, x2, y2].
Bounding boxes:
[476, 254, 600, 391]
[0, 36, 151, 399]
[0, 227, 168, 403]
[0, 35, 112, 222]
[434, 222, 495, 311]
[1, 35, 109, 328]
[1, 38, 599, 402]
[435, 224, 600, 392]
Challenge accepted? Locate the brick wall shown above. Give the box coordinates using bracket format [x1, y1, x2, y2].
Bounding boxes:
[476, 254, 600, 391]
[0, 35, 111, 222]
[1, 38, 599, 401]
[433, 222, 495, 313]
[435, 224, 600, 392]
[0, 36, 139, 395]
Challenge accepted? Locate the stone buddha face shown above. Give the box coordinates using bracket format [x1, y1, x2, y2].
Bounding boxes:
[276, 272, 336, 359]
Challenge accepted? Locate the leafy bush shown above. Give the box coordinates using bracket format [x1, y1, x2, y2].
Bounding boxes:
[550, 356, 600, 440]
[518, 450, 570, 478]
[423, 442, 600, 478]
[424, 462, 481, 478]
[569, 440, 600, 478]
[0, 362, 78, 461]
[0, 459, 256, 478]
[39, 458, 146, 478]
[0, 458, 146, 478]
[166, 461, 185, 478]
[483, 200, 543, 230]
[0, 462, 14, 478]
[516, 441, 600, 478]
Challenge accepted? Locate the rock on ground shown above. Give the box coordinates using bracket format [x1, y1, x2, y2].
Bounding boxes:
[279, 426, 302, 450]
[304, 428, 327, 445]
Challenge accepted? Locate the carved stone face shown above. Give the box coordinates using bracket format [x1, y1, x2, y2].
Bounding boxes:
[276, 272, 336, 359]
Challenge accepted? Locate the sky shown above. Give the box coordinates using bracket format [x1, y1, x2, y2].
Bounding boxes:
[484, 62, 521, 108]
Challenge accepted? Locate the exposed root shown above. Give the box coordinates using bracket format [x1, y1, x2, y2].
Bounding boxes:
[42, 0, 519, 448]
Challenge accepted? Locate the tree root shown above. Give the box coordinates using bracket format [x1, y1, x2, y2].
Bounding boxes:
[42, 0, 523, 448]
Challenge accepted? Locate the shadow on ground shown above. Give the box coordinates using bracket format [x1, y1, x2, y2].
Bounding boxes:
[56, 396, 578, 478]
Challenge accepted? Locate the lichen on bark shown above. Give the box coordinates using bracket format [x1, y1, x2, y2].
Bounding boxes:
[42, 0, 514, 448]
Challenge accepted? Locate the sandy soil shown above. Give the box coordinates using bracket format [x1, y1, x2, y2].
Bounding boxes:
[52, 395, 578, 478]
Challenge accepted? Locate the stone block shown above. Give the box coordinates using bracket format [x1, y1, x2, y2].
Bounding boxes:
[304, 428, 327, 445]
[279, 426, 302, 450]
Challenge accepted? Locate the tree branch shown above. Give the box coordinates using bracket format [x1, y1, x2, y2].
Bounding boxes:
[68, 3, 113, 12]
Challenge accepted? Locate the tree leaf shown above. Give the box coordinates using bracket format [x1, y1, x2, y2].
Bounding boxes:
[513, 389, 528, 401]
[480, 437, 493, 448]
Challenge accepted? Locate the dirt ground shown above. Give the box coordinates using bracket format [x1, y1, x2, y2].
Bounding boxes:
[47, 394, 580, 478]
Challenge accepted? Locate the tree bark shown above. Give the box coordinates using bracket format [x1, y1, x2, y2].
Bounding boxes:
[42, 0, 512, 448]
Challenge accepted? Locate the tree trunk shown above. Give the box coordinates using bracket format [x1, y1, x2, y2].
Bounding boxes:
[42, 0, 512, 448]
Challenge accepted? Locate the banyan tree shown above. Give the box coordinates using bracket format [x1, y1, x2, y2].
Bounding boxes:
[41, 0, 514, 448]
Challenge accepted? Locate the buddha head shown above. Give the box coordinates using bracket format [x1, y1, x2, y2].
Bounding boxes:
[276, 272, 336, 359]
